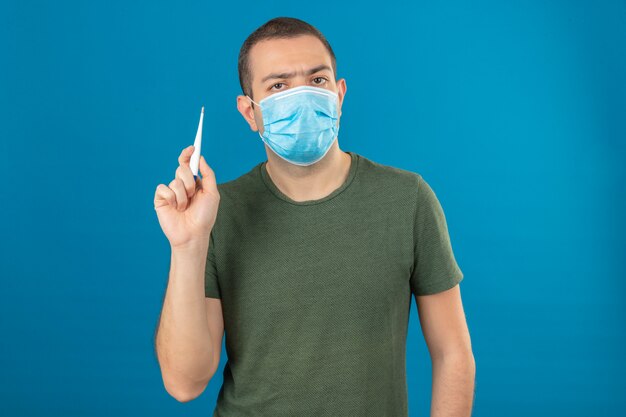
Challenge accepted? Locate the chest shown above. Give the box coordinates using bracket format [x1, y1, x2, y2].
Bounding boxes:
[216, 202, 414, 318]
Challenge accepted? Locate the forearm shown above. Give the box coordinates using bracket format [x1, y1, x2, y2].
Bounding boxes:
[156, 240, 215, 397]
[430, 351, 476, 417]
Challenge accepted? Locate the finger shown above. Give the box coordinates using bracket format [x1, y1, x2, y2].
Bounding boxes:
[154, 184, 177, 210]
[178, 145, 195, 167]
[198, 155, 218, 194]
[175, 165, 196, 199]
[169, 178, 188, 211]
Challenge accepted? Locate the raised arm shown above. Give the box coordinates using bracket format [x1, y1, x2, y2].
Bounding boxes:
[153, 146, 223, 402]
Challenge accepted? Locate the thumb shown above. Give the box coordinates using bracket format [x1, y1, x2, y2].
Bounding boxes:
[198, 155, 218, 193]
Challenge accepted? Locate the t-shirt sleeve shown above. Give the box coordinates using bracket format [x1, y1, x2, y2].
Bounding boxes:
[409, 175, 464, 296]
[205, 231, 222, 299]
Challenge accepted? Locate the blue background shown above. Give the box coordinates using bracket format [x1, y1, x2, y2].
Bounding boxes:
[1, 1, 625, 415]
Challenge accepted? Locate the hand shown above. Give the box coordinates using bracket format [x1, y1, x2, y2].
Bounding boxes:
[154, 145, 220, 249]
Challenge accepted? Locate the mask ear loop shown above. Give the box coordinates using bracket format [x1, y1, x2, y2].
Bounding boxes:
[246, 96, 265, 138]
[247, 95, 261, 108]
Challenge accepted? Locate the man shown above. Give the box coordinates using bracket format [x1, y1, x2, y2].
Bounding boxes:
[154, 16, 475, 417]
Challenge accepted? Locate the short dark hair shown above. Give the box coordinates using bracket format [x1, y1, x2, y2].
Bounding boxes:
[238, 17, 337, 102]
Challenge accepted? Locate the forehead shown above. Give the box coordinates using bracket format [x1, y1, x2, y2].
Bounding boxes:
[249, 35, 334, 84]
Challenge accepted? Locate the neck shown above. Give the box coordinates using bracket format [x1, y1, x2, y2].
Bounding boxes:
[264, 142, 352, 202]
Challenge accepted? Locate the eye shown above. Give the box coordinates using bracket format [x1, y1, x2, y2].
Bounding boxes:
[312, 77, 327, 85]
[270, 83, 285, 91]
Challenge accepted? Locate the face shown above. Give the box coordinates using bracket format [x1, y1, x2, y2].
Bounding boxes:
[236, 34, 347, 135]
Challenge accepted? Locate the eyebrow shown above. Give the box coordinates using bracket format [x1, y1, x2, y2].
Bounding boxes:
[260, 64, 333, 83]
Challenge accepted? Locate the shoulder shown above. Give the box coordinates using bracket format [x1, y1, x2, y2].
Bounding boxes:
[215, 162, 264, 204]
[209, 162, 264, 235]
[356, 153, 423, 194]
[354, 154, 448, 207]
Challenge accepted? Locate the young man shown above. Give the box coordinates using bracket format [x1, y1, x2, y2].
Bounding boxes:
[154, 16, 475, 417]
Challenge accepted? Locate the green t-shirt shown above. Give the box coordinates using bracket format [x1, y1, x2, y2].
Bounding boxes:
[205, 151, 464, 416]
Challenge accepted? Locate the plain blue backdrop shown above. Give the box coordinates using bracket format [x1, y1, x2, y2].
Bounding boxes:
[1, 1, 625, 416]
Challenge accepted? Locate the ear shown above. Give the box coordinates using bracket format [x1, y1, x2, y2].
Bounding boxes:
[236, 95, 259, 131]
[336, 78, 347, 118]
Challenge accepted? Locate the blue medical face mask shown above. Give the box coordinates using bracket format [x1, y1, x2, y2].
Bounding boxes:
[247, 85, 340, 166]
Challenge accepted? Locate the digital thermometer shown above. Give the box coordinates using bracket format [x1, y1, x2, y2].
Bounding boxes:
[191, 106, 204, 180]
